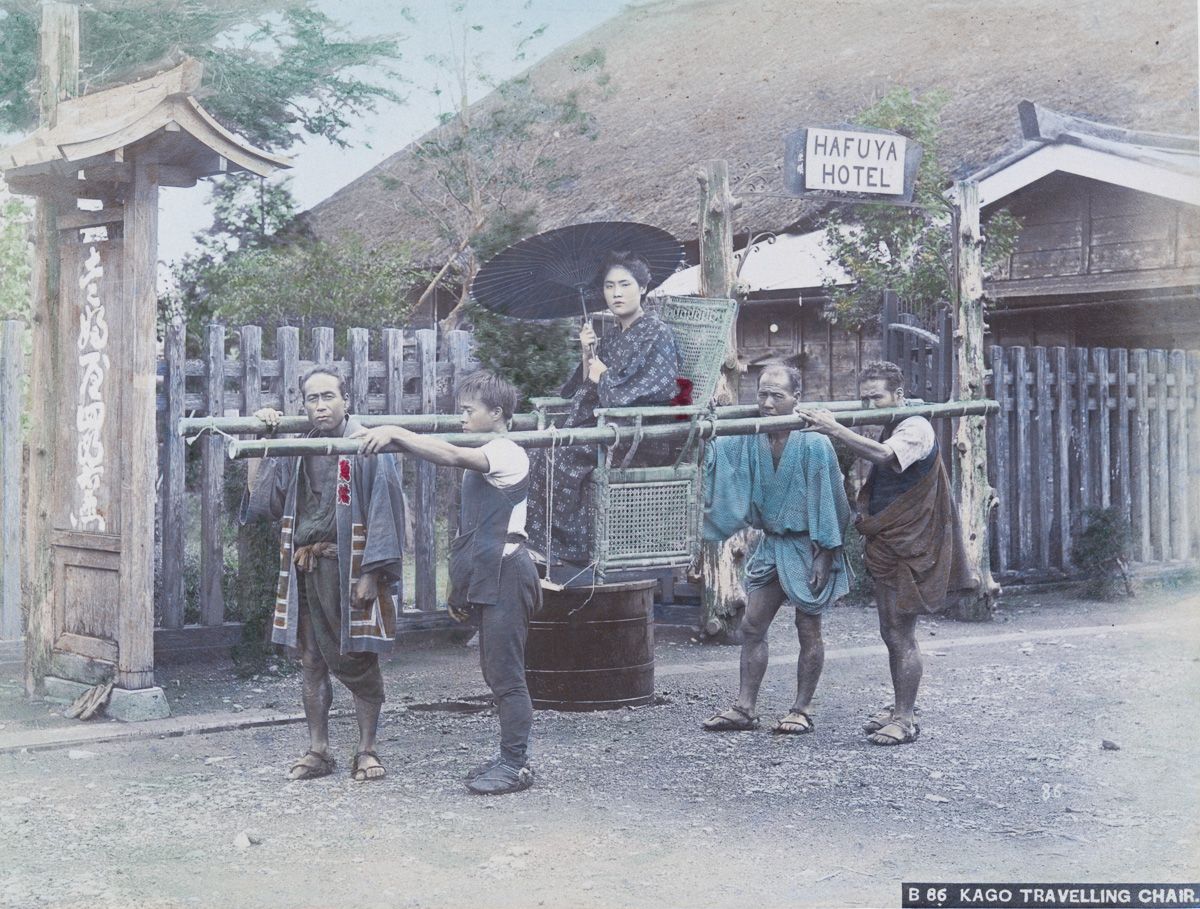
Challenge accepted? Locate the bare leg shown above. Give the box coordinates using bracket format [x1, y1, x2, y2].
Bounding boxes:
[875, 583, 921, 725]
[354, 695, 382, 754]
[733, 581, 787, 714]
[290, 649, 334, 779]
[351, 694, 385, 779]
[791, 609, 824, 716]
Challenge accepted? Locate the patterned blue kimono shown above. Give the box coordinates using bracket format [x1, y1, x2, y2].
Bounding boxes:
[527, 314, 681, 567]
[704, 431, 851, 613]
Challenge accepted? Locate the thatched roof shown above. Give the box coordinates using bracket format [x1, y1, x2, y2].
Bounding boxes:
[307, 0, 1197, 260]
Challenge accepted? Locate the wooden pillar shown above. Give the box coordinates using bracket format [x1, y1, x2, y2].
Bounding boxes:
[24, 1, 78, 693]
[951, 180, 999, 618]
[116, 156, 159, 690]
[696, 160, 748, 639]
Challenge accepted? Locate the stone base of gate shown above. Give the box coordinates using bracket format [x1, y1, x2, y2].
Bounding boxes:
[43, 676, 171, 721]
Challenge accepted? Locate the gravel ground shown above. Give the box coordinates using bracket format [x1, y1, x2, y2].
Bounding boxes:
[1, 586, 1198, 909]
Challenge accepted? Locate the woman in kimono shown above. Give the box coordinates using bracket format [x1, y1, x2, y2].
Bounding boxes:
[526, 251, 682, 583]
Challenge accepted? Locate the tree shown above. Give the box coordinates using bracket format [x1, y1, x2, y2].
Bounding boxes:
[0, 193, 31, 322]
[820, 88, 1020, 328]
[165, 170, 422, 341]
[377, 6, 609, 328]
[168, 172, 300, 339]
[190, 234, 424, 338]
[0, 0, 404, 152]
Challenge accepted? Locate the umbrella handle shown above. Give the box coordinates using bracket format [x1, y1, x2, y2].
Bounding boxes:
[578, 316, 597, 359]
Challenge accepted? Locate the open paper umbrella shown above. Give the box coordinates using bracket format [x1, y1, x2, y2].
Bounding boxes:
[470, 221, 686, 321]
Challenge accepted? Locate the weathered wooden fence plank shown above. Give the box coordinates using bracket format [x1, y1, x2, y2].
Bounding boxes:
[236, 325, 263, 625]
[1012, 347, 1033, 567]
[1131, 349, 1152, 562]
[383, 329, 405, 416]
[1033, 347, 1053, 570]
[161, 318, 186, 628]
[312, 327, 334, 365]
[989, 346, 1010, 574]
[349, 328, 370, 415]
[277, 327, 301, 418]
[0, 322, 24, 640]
[1073, 347, 1092, 528]
[1114, 349, 1131, 532]
[1053, 347, 1072, 570]
[200, 324, 226, 626]
[415, 329, 438, 612]
[1093, 348, 1112, 510]
[240, 326, 263, 417]
[1149, 350, 1170, 561]
[1169, 350, 1190, 560]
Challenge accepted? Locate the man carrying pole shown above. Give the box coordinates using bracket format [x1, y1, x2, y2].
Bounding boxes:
[701, 365, 851, 735]
[242, 366, 407, 781]
[796, 360, 977, 746]
[355, 371, 541, 796]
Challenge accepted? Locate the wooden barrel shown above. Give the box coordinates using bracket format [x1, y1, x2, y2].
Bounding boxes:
[525, 579, 656, 711]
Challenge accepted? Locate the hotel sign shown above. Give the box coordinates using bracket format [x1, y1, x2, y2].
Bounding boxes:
[785, 126, 923, 201]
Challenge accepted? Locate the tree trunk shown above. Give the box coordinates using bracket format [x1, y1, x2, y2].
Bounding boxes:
[950, 180, 1000, 621]
[23, 2, 79, 694]
[696, 161, 747, 641]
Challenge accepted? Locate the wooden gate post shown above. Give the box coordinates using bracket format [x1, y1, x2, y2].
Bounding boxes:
[22, 1, 78, 695]
[952, 180, 1000, 619]
[697, 160, 749, 639]
[5, 29, 289, 708]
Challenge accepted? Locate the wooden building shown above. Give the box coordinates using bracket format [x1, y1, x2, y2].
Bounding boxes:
[977, 107, 1199, 350]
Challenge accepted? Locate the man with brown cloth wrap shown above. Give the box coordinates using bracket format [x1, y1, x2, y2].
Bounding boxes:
[242, 366, 407, 782]
[797, 361, 976, 746]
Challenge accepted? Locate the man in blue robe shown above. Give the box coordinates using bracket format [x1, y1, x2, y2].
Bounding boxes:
[701, 365, 850, 734]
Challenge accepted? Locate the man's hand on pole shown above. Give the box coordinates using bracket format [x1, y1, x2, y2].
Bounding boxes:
[794, 406, 841, 437]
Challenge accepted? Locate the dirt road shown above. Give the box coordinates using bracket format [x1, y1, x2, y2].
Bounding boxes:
[2, 587, 1197, 909]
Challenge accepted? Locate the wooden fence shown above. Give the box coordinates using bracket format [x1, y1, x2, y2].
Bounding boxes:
[6, 319, 1199, 660]
[987, 344, 1199, 579]
[155, 322, 477, 646]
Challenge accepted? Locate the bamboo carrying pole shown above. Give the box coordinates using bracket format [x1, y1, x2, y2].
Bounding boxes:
[224, 400, 999, 459]
[178, 398, 908, 439]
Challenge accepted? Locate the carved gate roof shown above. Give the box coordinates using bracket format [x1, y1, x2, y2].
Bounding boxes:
[0, 58, 290, 189]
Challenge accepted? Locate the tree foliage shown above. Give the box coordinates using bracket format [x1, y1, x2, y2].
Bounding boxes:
[190, 235, 424, 340]
[820, 88, 1020, 328]
[377, 8, 609, 326]
[167, 173, 422, 341]
[0, 194, 32, 322]
[0, 0, 403, 152]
